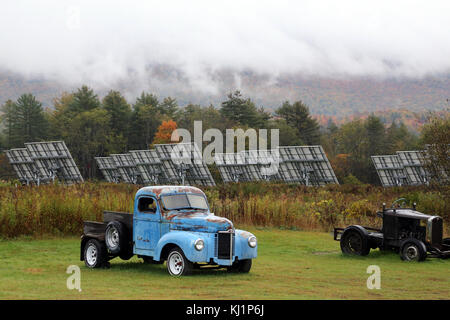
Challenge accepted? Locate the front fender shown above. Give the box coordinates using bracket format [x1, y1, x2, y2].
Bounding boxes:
[234, 229, 258, 259]
[153, 231, 208, 262]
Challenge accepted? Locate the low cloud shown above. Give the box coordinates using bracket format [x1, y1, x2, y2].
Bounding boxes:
[1, 0, 449, 94]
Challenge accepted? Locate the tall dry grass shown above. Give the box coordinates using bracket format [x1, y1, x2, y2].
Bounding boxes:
[0, 182, 137, 238]
[206, 183, 449, 232]
[0, 181, 448, 238]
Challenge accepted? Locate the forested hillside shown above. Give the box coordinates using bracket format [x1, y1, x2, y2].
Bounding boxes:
[1, 70, 448, 119]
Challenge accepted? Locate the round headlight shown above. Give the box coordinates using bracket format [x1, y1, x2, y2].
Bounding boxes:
[194, 239, 204, 251]
[248, 236, 257, 248]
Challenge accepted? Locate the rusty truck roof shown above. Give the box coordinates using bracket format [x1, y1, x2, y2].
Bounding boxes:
[136, 185, 205, 198]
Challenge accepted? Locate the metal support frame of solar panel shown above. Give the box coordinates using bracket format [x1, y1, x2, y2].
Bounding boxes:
[277, 146, 339, 186]
[154, 143, 215, 186]
[241, 149, 282, 182]
[396, 151, 430, 185]
[5, 148, 39, 185]
[110, 153, 141, 184]
[371, 155, 407, 187]
[129, 150, 169, 185]
[95, 157, 121, 183]
[214, 152, 252, 183]
[25, 141, 84, 184]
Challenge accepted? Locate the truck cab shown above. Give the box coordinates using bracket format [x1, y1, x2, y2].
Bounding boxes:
[81, 186, 257, 276]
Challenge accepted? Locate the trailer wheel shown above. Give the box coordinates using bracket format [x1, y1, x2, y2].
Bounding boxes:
[166, 248, 193, 276]
[400, 239, 427, 262]
[340, 229, 370, 256]
[84, 239, 107, 268]
[105, 221, 127, 255]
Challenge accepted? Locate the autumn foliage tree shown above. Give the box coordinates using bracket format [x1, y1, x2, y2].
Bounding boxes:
[152, 120, 178, 145]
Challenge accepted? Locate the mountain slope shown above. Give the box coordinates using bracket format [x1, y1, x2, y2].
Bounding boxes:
[0, 69, 448, 118]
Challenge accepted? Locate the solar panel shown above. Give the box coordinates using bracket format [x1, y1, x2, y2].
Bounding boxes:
[110, 153, 141, 184]
[371, 155, 407, 187]
[396, 151, 429, 185]
[154, 143, 215, 186]
[25, 141, 83, 184]
[277, 146, 339, 186]
[240, 149, 282, 181]
[95, 157, 121, 183]
[214, 152, 250, 183]
[5, 148, 38, 184]
[129, 149, 169, 185]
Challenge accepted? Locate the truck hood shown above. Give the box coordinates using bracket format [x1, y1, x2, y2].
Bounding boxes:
[164, 211, 234, 233]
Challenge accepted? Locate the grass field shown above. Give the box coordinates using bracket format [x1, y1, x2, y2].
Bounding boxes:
[0, 227, 448, 300]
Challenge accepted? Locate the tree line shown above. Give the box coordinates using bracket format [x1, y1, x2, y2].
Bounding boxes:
[1, 85, 446, 184]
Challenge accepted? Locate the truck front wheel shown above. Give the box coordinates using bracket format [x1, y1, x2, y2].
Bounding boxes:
[84, 239, 107, 268]
[166, 248, 193, 276]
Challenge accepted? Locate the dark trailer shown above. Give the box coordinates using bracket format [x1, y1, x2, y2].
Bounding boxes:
[334, 199, 450, 261]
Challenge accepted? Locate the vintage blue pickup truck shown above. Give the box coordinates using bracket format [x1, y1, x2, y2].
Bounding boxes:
[81, 186, 257, 276]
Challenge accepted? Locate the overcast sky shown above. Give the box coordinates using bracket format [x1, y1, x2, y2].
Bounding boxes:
[1, 0, 449, 92]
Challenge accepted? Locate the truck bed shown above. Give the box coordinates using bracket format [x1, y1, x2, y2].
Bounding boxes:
[82, 211, 133, 239]
[103, 211, 133, 231]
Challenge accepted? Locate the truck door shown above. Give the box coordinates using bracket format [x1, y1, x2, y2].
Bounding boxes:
[133, 196, 161, 255]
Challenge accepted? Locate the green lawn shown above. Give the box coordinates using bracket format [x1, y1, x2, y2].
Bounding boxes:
[0, 228, 448, 299]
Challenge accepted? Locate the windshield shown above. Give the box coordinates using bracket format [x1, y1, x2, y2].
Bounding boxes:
[161, 193, 209, 210]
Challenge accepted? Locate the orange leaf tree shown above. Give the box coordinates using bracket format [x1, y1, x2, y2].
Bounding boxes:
[152, 120, 178, 145]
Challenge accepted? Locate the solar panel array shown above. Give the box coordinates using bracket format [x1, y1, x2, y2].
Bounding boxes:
[154, 143, 216, 186]
[129, 150, 169, 184]
[371, 155, 407, 187]
[94, 157, 121, 183]
[215, 146, 339, 186]
[214, 152, 253, 183]
[97, 143, 215, 186]
[372, 150, 433, 186]
[5, 141, 83, 185]
[110, 153, 141, 184]
[243, 149, 282, 181]
[277, 146, 339, 185]
[5, 148, 38, 184]
[396, 151, 430, 185]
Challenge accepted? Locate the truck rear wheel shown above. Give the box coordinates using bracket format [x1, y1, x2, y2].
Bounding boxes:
[166, 248, 193, 276]
[340, 229, 370, 256]
[84, 239, 107, 268]
[105, 221, 128, 255]
[400, 239, 427, 262]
